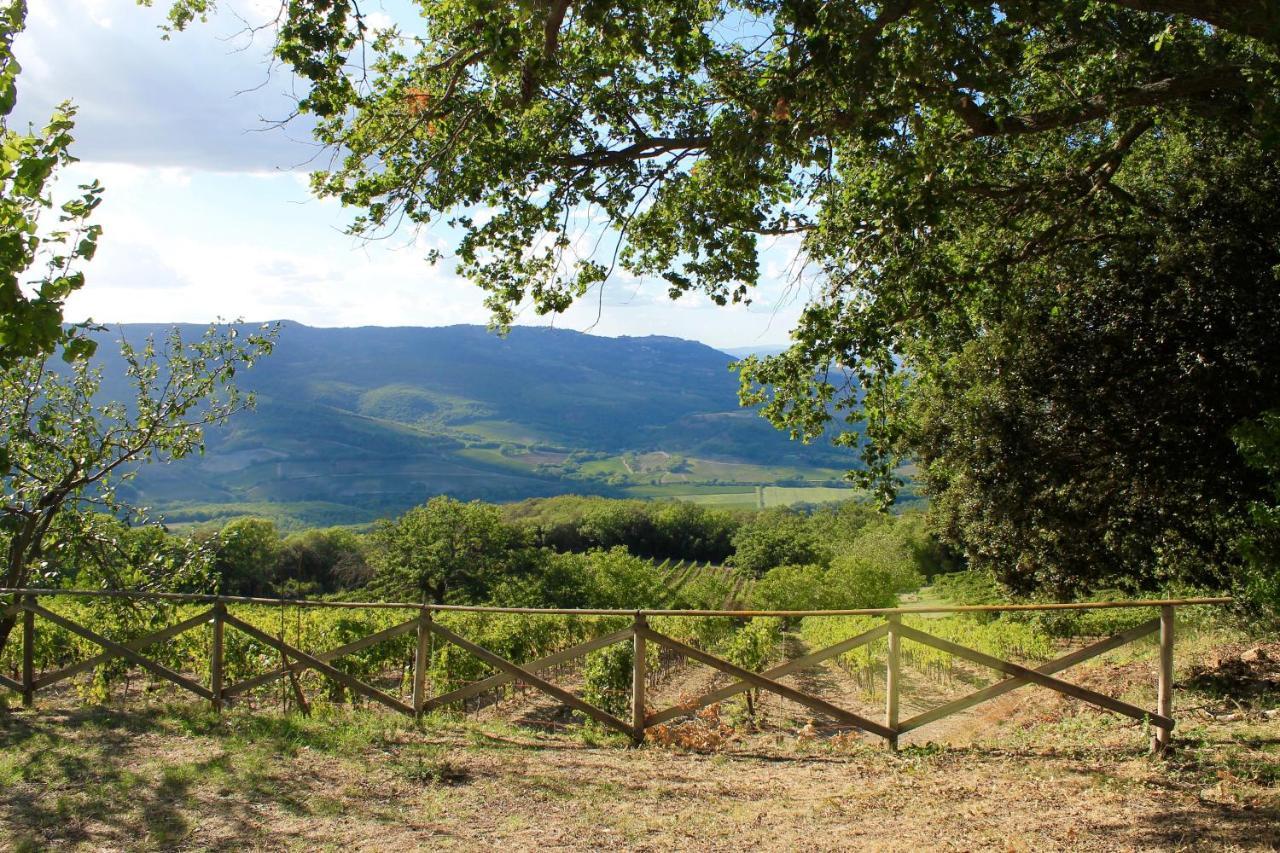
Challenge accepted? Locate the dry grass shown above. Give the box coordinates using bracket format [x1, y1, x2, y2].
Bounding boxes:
[0, 639, 1276, 851]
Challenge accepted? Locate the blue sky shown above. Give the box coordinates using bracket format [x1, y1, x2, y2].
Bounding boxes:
[16, 0, 809, 349]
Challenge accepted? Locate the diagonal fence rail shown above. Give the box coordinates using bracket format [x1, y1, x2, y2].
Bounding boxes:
[0, 589, 1230, 753]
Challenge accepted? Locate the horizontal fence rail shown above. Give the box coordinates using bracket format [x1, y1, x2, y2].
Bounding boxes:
[0, 589, 1230, 753]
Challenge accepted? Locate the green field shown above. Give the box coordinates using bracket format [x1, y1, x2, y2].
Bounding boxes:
[664, 484, 864, 509]
[760, 486, 864, 506]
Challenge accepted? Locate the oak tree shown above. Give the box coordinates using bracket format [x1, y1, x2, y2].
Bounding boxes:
[161, 1, 1280, 599]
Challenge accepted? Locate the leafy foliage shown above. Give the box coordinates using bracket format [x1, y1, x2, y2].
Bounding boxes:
[912, 137, 1280, 598]
[0, 326, 275, 580]
[0, 0, 102, 367]
[728, 507, 827, 577]
[749, 558, 899, 614]
[212, 517, 283, 596]
[367, 496, 531, 603]
[1230, 411, 1280, 617]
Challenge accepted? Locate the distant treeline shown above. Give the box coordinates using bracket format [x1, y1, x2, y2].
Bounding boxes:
[42, 495, 955, 610]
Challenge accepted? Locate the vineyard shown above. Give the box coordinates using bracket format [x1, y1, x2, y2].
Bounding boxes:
[3, 578, 1272, 852]
[653, 558, 754, 609]
[0, 557, 775, 730]
[0, 565, 1225, 755]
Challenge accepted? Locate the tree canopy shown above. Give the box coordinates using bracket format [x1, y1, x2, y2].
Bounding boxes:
[368, 495, 527, 602]
[0, 323, 276, 651]
[159, 0, 1279, 464]
[160, 1, 1279, 602]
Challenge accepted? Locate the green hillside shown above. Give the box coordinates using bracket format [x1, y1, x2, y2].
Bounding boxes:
[92, 323, 861, 528]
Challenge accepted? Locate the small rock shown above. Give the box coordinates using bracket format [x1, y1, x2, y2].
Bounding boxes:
[1239, 647, 1268, 664]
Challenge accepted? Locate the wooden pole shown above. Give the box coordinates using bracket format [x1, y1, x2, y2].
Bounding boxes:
[1153, 605, 1174, 754]
[886, 614, 900, 751]
[210, 603, 225, 712]
[21, 595, 35, 708]
[412, 608, 431, 716]
[632, 612, 647, 744]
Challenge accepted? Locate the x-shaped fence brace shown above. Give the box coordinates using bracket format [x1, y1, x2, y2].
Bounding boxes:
[1, 596, 1178, 751]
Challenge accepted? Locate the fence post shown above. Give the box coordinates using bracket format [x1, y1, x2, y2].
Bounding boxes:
[885, 613, 900, 751]
[210, 602, 226, 712]
[21, 594, 35, 708]
[412, 608, 431, 717]
[631, 612, 647, 744]
[1153, 605, 1174, 754]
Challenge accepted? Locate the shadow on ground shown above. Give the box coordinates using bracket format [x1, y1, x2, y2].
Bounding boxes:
[0, 705, 329, 850]
[2, 700, 1278, 851]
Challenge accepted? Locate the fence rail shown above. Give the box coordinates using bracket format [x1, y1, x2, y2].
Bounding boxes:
[1, 589, 1231, 753]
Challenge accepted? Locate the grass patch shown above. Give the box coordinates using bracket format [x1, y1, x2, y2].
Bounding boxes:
[1, 631, 1276, 850]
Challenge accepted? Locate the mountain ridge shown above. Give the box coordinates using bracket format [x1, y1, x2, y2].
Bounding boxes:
[87, 322, 858, 528]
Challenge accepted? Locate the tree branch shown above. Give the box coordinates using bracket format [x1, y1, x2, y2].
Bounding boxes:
[1103, 0, 1280, 47]
[522, 0, 573, 104]
[557, 135, 712, 168]
[952, 67, 1247, 140]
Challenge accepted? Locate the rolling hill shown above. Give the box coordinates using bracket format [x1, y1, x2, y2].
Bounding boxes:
[90, 323, 861, 528]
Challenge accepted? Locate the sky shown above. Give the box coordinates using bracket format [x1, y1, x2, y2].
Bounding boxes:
[14, 0, 810, 350]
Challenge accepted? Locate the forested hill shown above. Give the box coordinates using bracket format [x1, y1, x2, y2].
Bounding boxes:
[93, 323, 858, 529]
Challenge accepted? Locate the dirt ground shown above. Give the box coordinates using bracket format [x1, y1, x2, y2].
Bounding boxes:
[1, 639, 1277, 852]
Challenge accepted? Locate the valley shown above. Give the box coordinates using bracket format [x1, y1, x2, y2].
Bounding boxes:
[88, 322, 869, 529]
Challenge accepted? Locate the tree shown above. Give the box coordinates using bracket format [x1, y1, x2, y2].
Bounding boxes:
[276, 526, 372, 594]
[748, 563, 827, 612]
[213, 517, 282, 595]
[579, 499, 658, 554]
[650, 500, 737, 562]
[822, 555, 901, 610]
[0, 323, 277, 651]
[1233, 412, 1280, 617]
[808, 500, 881, 546]
[163, 2, 1280, 595]
[369, 496, 524, 602]
[728, 507, 827, 577]
[750, 558, 900, 613]
[912, 141, 1280, 598]
[488, 548, 594, 608]
[0, 1, 102, 366]
[584, 546, 668, 608]
[837, 513, 943, 587]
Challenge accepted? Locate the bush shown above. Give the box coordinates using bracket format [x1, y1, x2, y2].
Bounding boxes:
[729, 507, 828, 576]
[748, 564, 827, 611]
[823, 555, 900, 609]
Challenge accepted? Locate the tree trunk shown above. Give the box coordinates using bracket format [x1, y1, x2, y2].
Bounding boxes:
[0, 510, 55, 658]
[0, 611, 16, 667]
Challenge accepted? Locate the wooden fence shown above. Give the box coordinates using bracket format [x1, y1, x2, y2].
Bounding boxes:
[0, 589, 1231, 753]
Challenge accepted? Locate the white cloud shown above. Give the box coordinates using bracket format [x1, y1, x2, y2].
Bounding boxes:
[30, 1, 803, 349]
[364, 11, 395, 31]
[15, 0, 315, 172]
